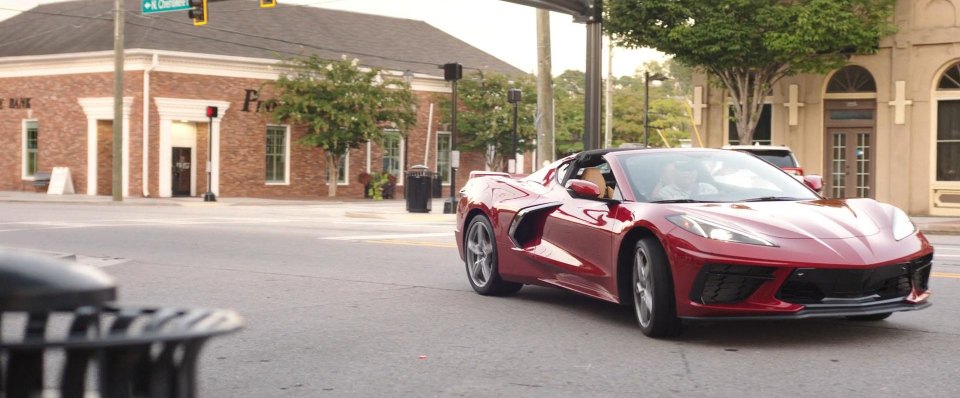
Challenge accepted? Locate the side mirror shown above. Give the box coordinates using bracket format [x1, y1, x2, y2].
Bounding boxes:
[803, 175, 823, 193]
[566, 179, 601, 199]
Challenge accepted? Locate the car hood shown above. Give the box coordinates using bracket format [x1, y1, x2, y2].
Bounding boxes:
[669, 199, 889, 239]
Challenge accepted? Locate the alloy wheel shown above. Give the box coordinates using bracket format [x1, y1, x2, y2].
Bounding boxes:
[634, 247, 654, 328]
[466, 220, 494, 288]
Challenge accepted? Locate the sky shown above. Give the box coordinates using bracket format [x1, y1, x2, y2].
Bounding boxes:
[2, 0, 666, 77]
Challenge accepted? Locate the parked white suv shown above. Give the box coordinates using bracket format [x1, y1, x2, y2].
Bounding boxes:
[722, 145, 804, 176]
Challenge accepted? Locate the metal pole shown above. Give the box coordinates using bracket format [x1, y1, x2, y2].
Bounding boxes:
[512, 103, 519, 158]
[583, 21, 602, 151]
[448, 79, 458, 209]
[112, 0, 123, 201]
[204, 117, 216, 202]
[643, 71, 650, 148]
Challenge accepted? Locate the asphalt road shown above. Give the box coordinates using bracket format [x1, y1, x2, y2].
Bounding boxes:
[1, 202, 958, 397]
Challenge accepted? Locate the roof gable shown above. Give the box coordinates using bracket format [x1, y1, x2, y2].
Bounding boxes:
[0, 0, 525, 77]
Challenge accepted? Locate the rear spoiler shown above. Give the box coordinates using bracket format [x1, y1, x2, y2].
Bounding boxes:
[468, 171, 528, 179]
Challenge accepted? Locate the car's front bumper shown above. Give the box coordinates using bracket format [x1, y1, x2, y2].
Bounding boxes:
[667, 240, 934, 319]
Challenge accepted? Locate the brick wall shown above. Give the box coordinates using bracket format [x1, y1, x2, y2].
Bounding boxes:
[1, 70, 497, 200]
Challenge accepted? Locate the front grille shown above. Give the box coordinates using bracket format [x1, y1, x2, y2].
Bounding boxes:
[692, 264, 776, 304]
[777, 254, 933, 305]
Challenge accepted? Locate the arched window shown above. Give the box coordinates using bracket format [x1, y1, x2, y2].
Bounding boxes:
[939, 63, 960, 90]
[937, 62, 960, 181]
[827, 66, 877, 93]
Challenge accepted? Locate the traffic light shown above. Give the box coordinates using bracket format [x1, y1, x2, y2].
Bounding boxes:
[260, 0, 277, 8]
[188, 0, 207, 27]
[206, 106, 219, 119]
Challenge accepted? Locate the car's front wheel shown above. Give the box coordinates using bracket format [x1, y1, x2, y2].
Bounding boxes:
[464, 215, 523, 296]
[633, 238, 683, 337]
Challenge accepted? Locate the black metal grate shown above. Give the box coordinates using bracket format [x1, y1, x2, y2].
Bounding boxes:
[692, 264, 776, 304]
[777, 254, 933, 305]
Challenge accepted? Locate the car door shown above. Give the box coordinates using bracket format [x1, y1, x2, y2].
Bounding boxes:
[532, 163, 624, 301]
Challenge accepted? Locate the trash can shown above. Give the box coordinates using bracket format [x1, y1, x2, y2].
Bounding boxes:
[405, 165, 433, 213]
[432, 175, 443, 199]
[0, 251, 242, 398]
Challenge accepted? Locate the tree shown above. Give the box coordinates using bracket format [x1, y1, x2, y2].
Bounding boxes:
[606, 0, 897, 144]
[554, 70, 586, 157]
[438, 71, 537, 172]
[267, 55, 417, 197]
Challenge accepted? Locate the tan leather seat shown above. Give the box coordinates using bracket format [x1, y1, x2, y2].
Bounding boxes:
[580, 167, 613, 199]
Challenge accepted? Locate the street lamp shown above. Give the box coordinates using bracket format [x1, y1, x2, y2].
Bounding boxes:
[643, 71, 668, 148]
[442, 62, 462, 214]
[507, 88, 522, 173]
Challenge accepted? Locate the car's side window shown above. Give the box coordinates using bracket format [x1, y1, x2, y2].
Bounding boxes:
[556, 161, 574, 184]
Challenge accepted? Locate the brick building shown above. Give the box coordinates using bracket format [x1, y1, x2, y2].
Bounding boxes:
[0, 0, 530, 199]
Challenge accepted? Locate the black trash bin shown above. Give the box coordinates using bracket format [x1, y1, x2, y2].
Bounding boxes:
[404, 165, 433, 213]
[0, 251, 242, 398]
[432, 175, 443, 199]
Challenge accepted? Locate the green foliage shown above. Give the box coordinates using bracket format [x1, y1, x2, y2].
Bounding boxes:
[554, 70, 586, 157]
[267, 55, 417, 196]
[606, 0, 896, 144]
[437, 71, 537, 171]
[554, 63, 691, 151]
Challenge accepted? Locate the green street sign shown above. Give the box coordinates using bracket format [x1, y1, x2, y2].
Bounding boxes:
[142, 0, 192, 14]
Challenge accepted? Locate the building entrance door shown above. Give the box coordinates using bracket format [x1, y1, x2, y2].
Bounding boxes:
[826, 128, 874, 199]
[823, 100, 876, 199]
[172, 147, 192, 197]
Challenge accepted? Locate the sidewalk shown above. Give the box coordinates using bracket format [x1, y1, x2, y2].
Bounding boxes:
[0, 191, 456, 224]
[1, 191, 958, 234]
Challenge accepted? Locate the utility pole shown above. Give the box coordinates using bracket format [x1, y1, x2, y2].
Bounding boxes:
[604, 38, 613, 149]
[536, 9, 555, 166]
[112, 0, 123, 201]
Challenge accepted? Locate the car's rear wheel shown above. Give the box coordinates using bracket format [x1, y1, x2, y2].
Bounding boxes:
[633, 238, 683, 337]
[845, 312, 893, 321]
[465, 215, 523, 296]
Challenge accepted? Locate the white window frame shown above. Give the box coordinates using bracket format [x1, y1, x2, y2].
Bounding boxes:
[265, 124, 290, 185]
[724, 98, 774, 146]
[22, 119, 38, 179]
[933, 90, 960, 183]
[436, 131, 451, 185]
[382, 130, 405, 186]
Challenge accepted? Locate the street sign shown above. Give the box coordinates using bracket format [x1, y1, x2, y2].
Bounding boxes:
[142, 0, 192, 14]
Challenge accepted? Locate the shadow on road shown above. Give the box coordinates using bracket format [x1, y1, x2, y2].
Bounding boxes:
[507, 285, 925, 347]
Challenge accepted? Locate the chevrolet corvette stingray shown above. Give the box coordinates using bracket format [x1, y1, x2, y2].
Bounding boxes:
[455, 148, 933, 337]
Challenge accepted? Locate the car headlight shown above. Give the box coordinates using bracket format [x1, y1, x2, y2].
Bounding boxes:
[667, 214, 777, 247]
[891, 207, 916, 241]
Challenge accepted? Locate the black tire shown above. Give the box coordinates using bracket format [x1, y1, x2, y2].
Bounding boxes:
[632, 238, 683, 337]
[464, 215, 523, 296]
[845, 312, 893, 321]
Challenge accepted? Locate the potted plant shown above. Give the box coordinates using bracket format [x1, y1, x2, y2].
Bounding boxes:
[358, 172, 372, 198]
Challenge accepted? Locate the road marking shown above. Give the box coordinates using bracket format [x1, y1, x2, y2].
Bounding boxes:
[365, 240, 457, 248]
[321, 232, 452, 240]
[935, 254, 960, 258]
[932, 272, 960, 279]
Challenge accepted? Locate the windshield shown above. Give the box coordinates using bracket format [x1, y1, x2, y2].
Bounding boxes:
[617, 150, 818, 203]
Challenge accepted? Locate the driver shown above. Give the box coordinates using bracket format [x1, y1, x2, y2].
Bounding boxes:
[652, 161, 718, 201]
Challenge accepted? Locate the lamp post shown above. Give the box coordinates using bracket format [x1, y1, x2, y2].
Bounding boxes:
[643, 71, 668, 148]
[442, 62, 462, 214]
[203, 106, 218, 202]
[507, 88, 521, 173]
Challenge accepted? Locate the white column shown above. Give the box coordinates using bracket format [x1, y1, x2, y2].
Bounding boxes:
[154, 98, 231, 198]
[86, 118, 98, 195]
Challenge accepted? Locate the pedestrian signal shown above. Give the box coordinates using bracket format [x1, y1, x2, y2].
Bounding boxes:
[188, 0, 207, 26]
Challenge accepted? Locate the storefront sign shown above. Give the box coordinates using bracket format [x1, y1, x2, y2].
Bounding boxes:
[0, 97, 31, 110]
[241, 89, 278, 113]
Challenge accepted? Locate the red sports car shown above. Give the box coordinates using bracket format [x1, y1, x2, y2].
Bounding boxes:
[455, 148, 933, 337]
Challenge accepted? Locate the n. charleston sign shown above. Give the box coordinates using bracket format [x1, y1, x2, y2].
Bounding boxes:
[141, 0, 192, 14]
